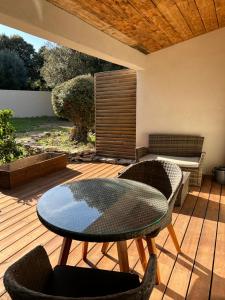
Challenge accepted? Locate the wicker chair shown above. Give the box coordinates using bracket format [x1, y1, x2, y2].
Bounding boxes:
[4, 245, 156, 300]
[136, 134, 205, 186]
[101, 160, 183, 284]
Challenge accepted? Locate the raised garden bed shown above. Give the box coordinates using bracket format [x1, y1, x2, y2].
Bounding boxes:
[0, 152, 67, 189]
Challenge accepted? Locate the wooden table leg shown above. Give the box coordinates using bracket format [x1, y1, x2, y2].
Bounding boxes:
[82, 242, 88, 259]
[58, 237, 72, 265]
[117, 241, 129, 272]
[146, 236, 161, 284]
[101, 242, 110, 254]
[135, 238, 147, 271]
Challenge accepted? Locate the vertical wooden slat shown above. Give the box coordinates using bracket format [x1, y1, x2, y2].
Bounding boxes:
[95, 69, 136, 159]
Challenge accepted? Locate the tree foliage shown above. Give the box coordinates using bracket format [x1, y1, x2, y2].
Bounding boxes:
[41, 46, 123, 88]
[0, 34, 44, 89]
[0, 109, 23, 164]
[52, 75, 94, 142]
[0, 34, 123, 90]
[0, 50, 27, 90]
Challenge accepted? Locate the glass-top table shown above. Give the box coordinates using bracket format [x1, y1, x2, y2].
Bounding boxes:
[37, 178, 168, 272]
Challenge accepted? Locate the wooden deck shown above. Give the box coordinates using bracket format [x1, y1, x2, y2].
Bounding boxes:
[0, 162, 224, 299]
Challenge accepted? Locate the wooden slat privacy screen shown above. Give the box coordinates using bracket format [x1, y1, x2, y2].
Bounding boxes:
[95, 69, 136, 159]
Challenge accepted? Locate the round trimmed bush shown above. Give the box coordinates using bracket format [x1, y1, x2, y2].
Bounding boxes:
[52, 74, 94, 142]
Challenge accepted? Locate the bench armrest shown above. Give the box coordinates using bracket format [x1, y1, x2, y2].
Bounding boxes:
[136, 147, 149, 162]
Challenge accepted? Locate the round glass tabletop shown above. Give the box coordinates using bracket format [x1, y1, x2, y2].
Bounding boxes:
[37, 178, 168, 242]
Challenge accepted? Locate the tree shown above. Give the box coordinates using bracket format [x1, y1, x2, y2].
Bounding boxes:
[0, 109, 23, 164]
[0, 50, 27, 90]
[41, 46, 81, 88]
[41, 46, 123, 88]
[0, 34, 44, 89]
[52, 75, 94, 142]
[30, 46, 49, 90]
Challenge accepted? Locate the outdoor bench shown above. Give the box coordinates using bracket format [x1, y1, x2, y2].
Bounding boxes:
[136, 134, 205, 186]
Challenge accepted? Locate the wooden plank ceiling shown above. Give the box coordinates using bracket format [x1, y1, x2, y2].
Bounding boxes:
[47, 0, 225, 54]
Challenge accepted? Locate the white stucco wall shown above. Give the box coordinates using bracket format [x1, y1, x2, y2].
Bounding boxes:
[0, 90, 53, 117]
[136, 28, 225, 174]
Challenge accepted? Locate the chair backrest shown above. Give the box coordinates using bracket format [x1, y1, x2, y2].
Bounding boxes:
[118, 160, 182, 202]
[148, 134, 204, 157]
[4, 246, 53, 300]
[4, 246, 156, 300]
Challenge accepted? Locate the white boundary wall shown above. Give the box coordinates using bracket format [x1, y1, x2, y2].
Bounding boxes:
[0, 90, 53, 117]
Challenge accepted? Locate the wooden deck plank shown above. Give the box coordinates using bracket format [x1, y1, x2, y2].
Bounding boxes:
[0, 163, 89, 205]
[0, 162, 89, 206]
[208, 185, 225, 299]
[151, 185, 201, 299]
[0, 163, 110, 214]
[0, 163, 116, 228]
[186, 181, 221, 299]
[163, 176, 211, 299]
[0, 164, 224, 300]
[0, 166, 86, 209]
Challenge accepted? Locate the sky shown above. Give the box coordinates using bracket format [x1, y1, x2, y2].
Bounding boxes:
[0, 24, 49, 51]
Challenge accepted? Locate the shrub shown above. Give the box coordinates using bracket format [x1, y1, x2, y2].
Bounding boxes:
[0, 50, 27, 90]
[52, 75, 94, 142]
[0, 109, 23, 164]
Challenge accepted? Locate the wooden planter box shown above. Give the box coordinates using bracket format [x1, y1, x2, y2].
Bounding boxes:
[0, 152, 67, 189]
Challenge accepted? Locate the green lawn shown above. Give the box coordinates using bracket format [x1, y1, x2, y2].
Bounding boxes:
[12, 116, 67, 133]
[13, 117, 95, 154]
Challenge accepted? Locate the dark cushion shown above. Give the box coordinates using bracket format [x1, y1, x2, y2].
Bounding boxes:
[43, 265, 140, 298]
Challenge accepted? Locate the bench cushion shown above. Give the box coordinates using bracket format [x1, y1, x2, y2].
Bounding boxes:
[140, 154, 200, 168]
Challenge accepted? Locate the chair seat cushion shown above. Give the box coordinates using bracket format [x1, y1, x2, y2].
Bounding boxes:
[43, 265, 140, 298]
[140, 154, 200, 168]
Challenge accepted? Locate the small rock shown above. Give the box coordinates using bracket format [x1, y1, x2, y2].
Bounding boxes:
[117, 159, 135, 165]
[70, 157, 78, 162]
[93, 155, 101, 161]
[95, 156, 117, 164]
[44, 131, 51, 137]
[70, 150, 78, 155]
[35, 145, 44, 151]
[27, 140, 36, 145]
[81, 150, 91, 156]
[23, 143, 32, 149]
[45, 147, 58, 152]
[80, 157, 92, 162]
[82, 154, 94, 158]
